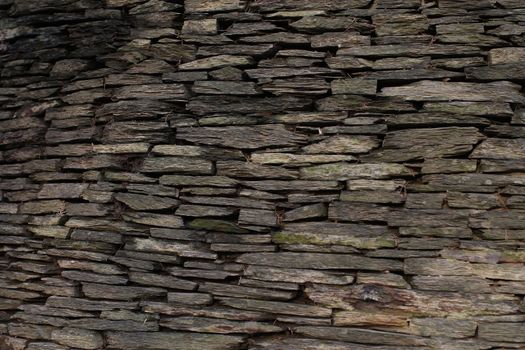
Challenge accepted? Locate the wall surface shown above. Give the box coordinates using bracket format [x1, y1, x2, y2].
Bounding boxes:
[1, 0, 525, 349]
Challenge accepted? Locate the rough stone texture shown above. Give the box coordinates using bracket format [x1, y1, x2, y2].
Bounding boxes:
[1, 0, 525, 349]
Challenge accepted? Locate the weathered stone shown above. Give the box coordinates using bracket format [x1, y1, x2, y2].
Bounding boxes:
[311, 33, 370, 48]
[447, 192, 499, 209]
[7, 323, 55, 340]
[290, 16, 371, 33]
[177, 125, 307, 149]
[176, 204, 237, 217]
[27, 226, 70, 239]
[161, 316, 281, 334]
[160, 175, 238, 187]
[284, 203, 327, 221]
[82, 283, 166, 301]
[365, 127, 485, 161]
[38, 183, 88, 199]
[217, 161, 298, 179]
[245, 265, 353, 285]
[251, 153, 355, 166]
[478, 322, 525, 342]
[61, 271, 127, 285]
[198, 44, 275, 57]
[273, 225, 395, 249]
[182, 19, 218, 35]
[374, 13, 428, 36]
[252, 0, 370, 11]
[199, 282, 295, 301]
[106, 331, 244, 350]
[294, 326, 428, 346]
[239, 32, 309, 44]
[339, 44, 479, 57]
[469, 210, 525, 229]
[179, 55, 253, 70]
[46, 296, 137, 311]
[331, 79, 377, 95]
[300, 163, 413, 180]
[114, 193, 179, 211]
[128, 272, 197, 291]
[188, 96, 311, 115]
[409, 318, 477, 338]
[423, 101, 513, 117]
[305, 283, 519, 317]
[192, 81, 260, 95]
[125, 237, 216, 259]
[70, 229, 122, 244]
[489, 47, 525, 65]
[303, 136, 379, 154]
[243, 180, 341, 192]
[380, 80, 525, 103]
[122, 212, 184, 228]
[140, 157, 213, 174]
[422, 158, 477, 174]
[466, 63, 525, 80]
[329, 202, 470, 227]
[152, 145, 243, 160]
[188, 219, 250, 233]
[405, 193, 445, 209]
[399, 227, 472, 238]
[219, 297, 331, 317]
[69, 318, 158, 331]
[471, 138, 525, 160]
[333, 310, 408, 327]
[237, 252, 402, 271]
[57, 260, 125, 275]
[405, 258, 525, 281]
[167, 292, 212, 306]
[340, 190, 405, 204]
[238, 209, 277, 227]
[168, 266, 238, 280]
[51, 328, 103, 350]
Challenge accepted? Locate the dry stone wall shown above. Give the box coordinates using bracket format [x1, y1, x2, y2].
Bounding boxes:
[1, 0, 525, 349]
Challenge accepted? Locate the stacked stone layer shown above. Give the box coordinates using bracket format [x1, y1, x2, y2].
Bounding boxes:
[1, 0, 525, 349]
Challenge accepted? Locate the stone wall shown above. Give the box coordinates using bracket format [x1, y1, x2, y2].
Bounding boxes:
[1, 0, 525, 349]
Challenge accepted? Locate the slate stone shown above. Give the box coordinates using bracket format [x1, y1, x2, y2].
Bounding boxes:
[300, 163, 414, 180]
[177, 125, 307, 149]
[219, 297, 331, 317]
[187, 96, 311, 115]
[38, 183, 88, 199]
[51, 328, 103, 350]
[380, 80, 525, 103]
[470, 138, 525, 160]
[217, 160, 298, 179]
[160, 316, 281, 334]
[199, 282, 295, 301]
[237, 252, 402, 271]
[179, 55, 254, 70]
[489, 47, 525, 65]
[305, 283, 520, 317]
[140, 157, 213, 174]
[125, 237, 217, 259]
[106, 331, 244, 350]
[192, 81, 260, 95]
[478, 322, 525, 342]
[128, 271, 197, 291]
[114, 193, 180, 210]
[303, 135, 380, 154]
[5, 0, 525, 348]
[182, 19, 218, 35]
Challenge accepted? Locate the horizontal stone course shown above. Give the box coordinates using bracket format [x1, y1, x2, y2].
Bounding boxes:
[2, 0, 525, 348]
